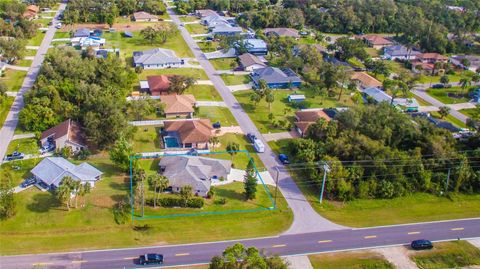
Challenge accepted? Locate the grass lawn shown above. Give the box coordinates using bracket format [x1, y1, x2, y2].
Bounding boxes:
[234, 89, 353, 133]
[15, 59, 32, 67]
[131, 126, 162, 153]
[426, 86, 471, 104]
[459, 108, 476, 118]
[213, 133, 265, 170]
[210, 58, 237, 71]
[0, 157, 292, 255]
[309, 251, 394, 269]
[185, 23, 208, 35]
[347, 57, 365, 69]
[184, 85, 222, 101]
[269, 139, 480, 227]
[179, 16, 198, 22]
[0, 97, 14, 128]
[0, 69, 27, 91]
[53, 31, 71, 39]
[365, 48, 380, 57]
[196, 106, 238, 126]
[24, 49, 38, 57]
[27, 31, 46, 46]
[430, 111, 467, 128]
[417, 71, 470, 84]
[7, 138, 39, 155]
[103, 28, 193, 59]
[138, 68, 209, 81]
[197, 41, 219, 53]
[411, 241, 480, 269]
[220, 74, 250, 85]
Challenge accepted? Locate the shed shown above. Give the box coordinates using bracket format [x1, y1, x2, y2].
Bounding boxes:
[288, 94, 306, 102]
[123, 31, 133, 38]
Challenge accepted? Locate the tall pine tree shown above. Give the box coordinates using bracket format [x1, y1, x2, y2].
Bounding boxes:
[244, 158, 257, 200]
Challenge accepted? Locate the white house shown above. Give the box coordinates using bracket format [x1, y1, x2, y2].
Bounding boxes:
[133, 48, 185, 69]
[383, 45, 420, 60]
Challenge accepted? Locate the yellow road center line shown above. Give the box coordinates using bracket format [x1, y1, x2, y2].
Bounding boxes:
[123, 257, 137, 260]
[364, 235, 377, 239]
[72, 260, 88, 263]
[32, 263, 53, 266]
[318, 240, 333, 243]
[272, 244, 287, 248]
[175, 253, 190, 256]
[451, 228, 464, 231]
[408, 231, 421, 235]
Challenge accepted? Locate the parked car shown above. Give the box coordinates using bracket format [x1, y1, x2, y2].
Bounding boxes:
[411, 239, 433, 250]
[431, 84, 444, 89]
[40, 143, 55, 154]
[278, 154, 290, 165]
[179, 23, 184, 27]
[38, 181, 50, 190]
[212, 121, 221, 129]
[138, 253, 164, 265]
[55, 22, 62, 29]
[253, 138, 265, 153]
[5, 151, 25, 161]
[21, 177, 36, 188]
[246, 133, 256, 144]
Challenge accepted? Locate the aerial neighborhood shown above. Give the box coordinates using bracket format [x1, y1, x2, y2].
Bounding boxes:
[1, 0, 480, 268]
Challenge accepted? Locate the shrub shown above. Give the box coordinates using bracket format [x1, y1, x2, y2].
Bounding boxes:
[147, 196, 204, 208]
[215, 198, 227, 205]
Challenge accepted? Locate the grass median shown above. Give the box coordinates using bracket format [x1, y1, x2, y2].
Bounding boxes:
[411, 241, 480, 269]
[309, 251, 394, 269]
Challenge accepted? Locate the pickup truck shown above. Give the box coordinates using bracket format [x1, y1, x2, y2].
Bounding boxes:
[5, 152, 25, 161]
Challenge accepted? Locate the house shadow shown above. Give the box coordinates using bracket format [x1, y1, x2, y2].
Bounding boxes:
[26, 192, 61, 213]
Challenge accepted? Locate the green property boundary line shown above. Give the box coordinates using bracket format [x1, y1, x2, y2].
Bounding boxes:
[129, 150, 275, 220]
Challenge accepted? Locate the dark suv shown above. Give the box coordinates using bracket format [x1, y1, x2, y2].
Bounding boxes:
[138, 253, 164, 265]
[411, 239, 433, 250]
[5, 151, 25, 161]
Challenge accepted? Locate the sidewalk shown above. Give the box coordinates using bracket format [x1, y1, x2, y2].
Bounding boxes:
[263, 131, 299, 142]
[227, 83, 253, 91]
[196, 100, 227, 107]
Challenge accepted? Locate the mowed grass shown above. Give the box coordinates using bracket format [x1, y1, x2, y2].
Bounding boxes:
[53, 31, 71, 39]
[0, 69, 27, 91]
[220, 74, 250, 85]
[6, 138, 39, 155]
[185, 23, 208, 35]
[197, 41, 219, 53]
[131, 126, 162, 153]
[430, 111, 467, 128]
[411, 241, 480, 269]
[234, 89, 353, 133]
[0, 97, 14, 128]
[426, 86, 472, 104]
[309, 251, 394, 269]
[0, 157, 292, 255]
[184, 84, 222, 101]
[269, 139, 480, 227]
[103, 28, 193, 59]
[27, 31, 46, 46]
[138, 68, 209, 81]
[209, 58, 237, 70]
[196, 106, 238, 126]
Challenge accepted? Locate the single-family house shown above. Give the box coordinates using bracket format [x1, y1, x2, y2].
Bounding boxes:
[238, 53, 267, 71]
[163, 119, 213, 149]
[411, 53, 448, 74]
[23, 5, 39, 20]
[142, 75, 171, 95]
[450, 55, 480, 72]
[158, 156, 231, 197]
[361, 35, 393, 49]
[294, 109, 331, 137]
[133, 11, 158, 22]
[293, 44, 327, 56]
[160, 94, 196, 118]
[323, 55, 353, 70]
[242, 39, 268, 55]
[383, 45, 420, 60]
[95, 48, 120, 59]
[211, 25, 243, 36]
[40, 119, 87, 153]
[350, 72, 382, 89]
[71, 36, 106, 48]
[264, 28, 300, 38]
[31, 157, 102, 189]
[363, 87, 419, 112]
[251, 67, 302, 89]
[393, 98, 419, 112]
[133, 48, 184, 69]
[195, 9, 218, 18]
[73, 28, 91, 38]
[202, 15, 230, 28]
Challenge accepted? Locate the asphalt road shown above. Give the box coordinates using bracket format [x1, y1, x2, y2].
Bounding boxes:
[0, 4, 66, 162]
[1, 218, 479, 268]
[167, 5, 343, 234]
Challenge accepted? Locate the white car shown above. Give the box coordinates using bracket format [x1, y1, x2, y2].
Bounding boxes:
[55, 23, 62, 29]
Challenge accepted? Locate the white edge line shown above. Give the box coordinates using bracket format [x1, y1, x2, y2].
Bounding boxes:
[351, 217, 480, 230]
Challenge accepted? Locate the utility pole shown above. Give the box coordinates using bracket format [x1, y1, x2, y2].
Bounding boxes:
[319, 162, 330, 203]
[274, 167, 279, 209]
[445, 167, 451, 194]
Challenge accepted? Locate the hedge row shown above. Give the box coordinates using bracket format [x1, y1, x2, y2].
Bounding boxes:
[147, 197, 204, 208]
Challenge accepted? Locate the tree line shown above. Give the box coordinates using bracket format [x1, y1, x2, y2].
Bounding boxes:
[286, 104, 480, 201]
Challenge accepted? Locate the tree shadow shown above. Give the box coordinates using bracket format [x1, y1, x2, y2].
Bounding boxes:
[26, 193, 62, 213]
[110, 194, 127, 203]
[217, 188, 244, 201]
[109, 181, 128, 191]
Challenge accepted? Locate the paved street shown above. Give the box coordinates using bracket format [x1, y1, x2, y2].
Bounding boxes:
[1, 218, 478, 268]
[0, 4, 66, 162]
[168, 5, 343, 234]
[412, 89, 469, 123]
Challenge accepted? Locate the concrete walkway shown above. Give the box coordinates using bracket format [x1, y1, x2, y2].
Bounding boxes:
[469, 238, 480, 249]
[11, 133, 35, 140]
[128, 118, 200, 126]
[52, 38, 71, 42]
[213, 126, 244, 136]
[191, 33, 211, 38]
[448, 102, 477, 110]
[216, 70, 250, 75]
[196, 80, 213, 85]
[196, 100, 227, 107]
[5, 64, 29, 71]
[376, 246, 418, 269]
[5, 92, 17, 97]
[25, 56, 35, 60]
[419, 106, 439, 112]
[227, 83, 253, 91]
[285, 256, 313, 269]
[263, 131, 299, 142]
[204, 48, 236, 59]
[25, 46, 40, 50]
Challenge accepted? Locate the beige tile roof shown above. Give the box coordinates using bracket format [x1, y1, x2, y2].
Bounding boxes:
[350, 72, 382, 88]
[164, 119, 213, 144]
[160, 94, 196, 114]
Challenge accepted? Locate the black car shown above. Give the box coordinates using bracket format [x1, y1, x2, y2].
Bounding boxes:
[411, 239, 433, 250]
[21, 177, 36, 188]
[5, 151, 25, 161]
[138, 253, 164, 265]
[212, 121, 221, 129]
[432, 84, 444, 89]
[246, 133, 256, 143]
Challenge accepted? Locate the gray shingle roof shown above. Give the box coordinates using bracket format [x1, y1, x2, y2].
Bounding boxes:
[251, 67, 302, 85]
[384, 45, 420, 57]
[74, 28, 90, 37]
[159, 156, 231, 192]
[133, 48, 181, 66]
[238, 53, 266, 68]
[31, 157, 102, 187]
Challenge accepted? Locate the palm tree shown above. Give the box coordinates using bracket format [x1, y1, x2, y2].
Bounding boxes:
[209, 136, 220, 148]
[78, 183, 91, 207]
[179, 185, 193, 207]
[56, 177, 74, 211]
[265, 92, 274, 112]
[472, 74, 480, 85]
[71, 180, 81, 208]
[460, 77, 471, 95]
